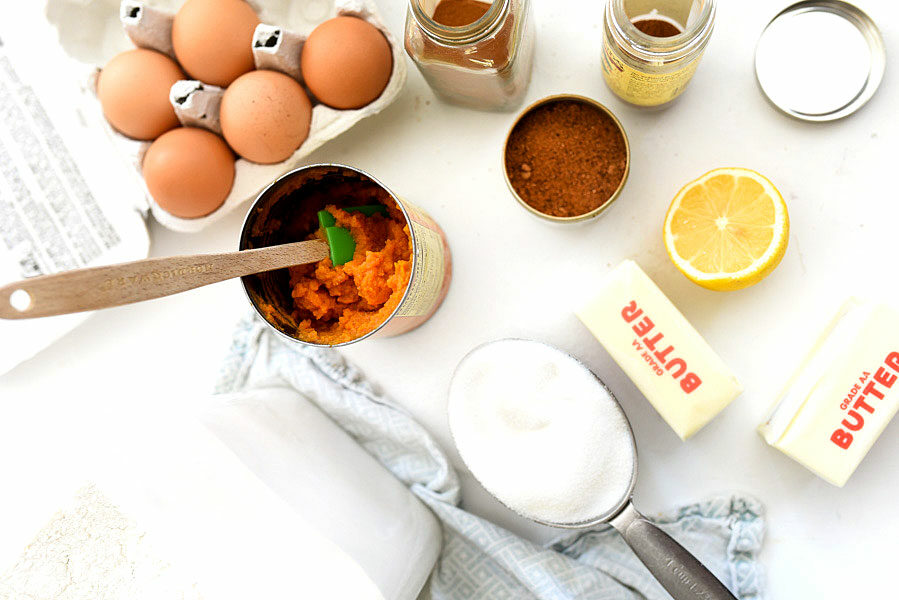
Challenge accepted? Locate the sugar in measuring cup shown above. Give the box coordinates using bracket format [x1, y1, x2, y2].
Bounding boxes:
[448, 339, 736, 600]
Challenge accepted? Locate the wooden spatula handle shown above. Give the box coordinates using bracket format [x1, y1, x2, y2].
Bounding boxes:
[0, 239, 329, 320]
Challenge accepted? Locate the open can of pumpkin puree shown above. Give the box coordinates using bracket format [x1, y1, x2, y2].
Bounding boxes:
[239, 164, 452, 347]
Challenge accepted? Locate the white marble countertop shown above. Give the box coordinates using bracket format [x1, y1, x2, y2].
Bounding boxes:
[1, 0, 897, 597]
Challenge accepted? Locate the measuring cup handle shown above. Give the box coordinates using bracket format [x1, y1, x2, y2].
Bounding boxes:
[610, 503, 737, 600]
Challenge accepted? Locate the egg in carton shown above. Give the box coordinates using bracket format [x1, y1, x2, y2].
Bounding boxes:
[47, 0, 406, 232]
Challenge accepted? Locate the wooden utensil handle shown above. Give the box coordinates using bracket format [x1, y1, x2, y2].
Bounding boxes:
[0, 240, 329, 320]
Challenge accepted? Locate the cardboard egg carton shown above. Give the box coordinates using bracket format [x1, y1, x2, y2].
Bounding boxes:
[47, 0, 407, 232]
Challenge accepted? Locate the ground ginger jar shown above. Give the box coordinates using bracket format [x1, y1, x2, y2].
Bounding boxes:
[404, 0, 535, 111]
[601, 0, 716, 107]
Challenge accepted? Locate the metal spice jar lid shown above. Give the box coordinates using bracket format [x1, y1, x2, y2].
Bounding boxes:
[502, 94, 630, 224]
[755, 1, 885, 122]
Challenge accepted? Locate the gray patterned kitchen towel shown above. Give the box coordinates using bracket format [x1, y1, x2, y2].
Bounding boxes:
[216, 315, 766, 600]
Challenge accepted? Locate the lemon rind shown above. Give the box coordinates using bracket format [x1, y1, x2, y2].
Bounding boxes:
[664, 168, 789, 289]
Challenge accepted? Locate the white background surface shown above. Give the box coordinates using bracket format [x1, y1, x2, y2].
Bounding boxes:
[1, 0, 897, 597]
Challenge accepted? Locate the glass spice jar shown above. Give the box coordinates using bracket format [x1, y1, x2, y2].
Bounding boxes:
[601, 0, 716, 108]
[404, 0, 536, 111]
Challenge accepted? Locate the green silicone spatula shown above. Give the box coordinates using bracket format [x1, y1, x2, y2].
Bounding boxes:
[324, 227, 355, 266]
[317, 205, 388, 266]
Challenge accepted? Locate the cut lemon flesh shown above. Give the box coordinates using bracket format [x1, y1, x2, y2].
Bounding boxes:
[664, 168, 789, 291]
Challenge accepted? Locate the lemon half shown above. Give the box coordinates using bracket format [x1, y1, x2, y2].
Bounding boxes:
[664, 168, 789, 291]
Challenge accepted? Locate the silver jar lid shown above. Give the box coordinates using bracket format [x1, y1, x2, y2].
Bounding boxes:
[755, 1, 885, 121]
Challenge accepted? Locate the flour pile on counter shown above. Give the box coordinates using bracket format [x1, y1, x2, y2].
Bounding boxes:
[0, 484, 201, 600]
[448, 339, 635, 525]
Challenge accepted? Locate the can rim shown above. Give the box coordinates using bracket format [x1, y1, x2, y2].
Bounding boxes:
[502, 94, 631, 224]
[238, 163, 418, 349]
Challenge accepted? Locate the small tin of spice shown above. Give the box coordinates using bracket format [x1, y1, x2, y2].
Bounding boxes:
[502, 94, 630, 224]
[239, 164, 452, 348]
[755, 0, 885, 122]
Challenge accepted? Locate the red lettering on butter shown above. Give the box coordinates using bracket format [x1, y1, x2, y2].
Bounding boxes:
[622, 300, 642, 322]
[644, 333, 663, 351]
[654, 345, 674, 364]
[633, 316, 654, 337]
[853, 396, 874, 414]
[681, 373, 702, 393]
[831, 429, 853, 449]
[666, 358, 687, 378]
[830, 350, 899, 450]
[620, 301, 702, 393]
[842, 410, 864, 431]
[874, 366, 897, 389]
[886, 352, 899, 372]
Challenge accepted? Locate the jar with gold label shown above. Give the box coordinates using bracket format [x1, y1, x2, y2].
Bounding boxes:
[601, 0, 715, 108]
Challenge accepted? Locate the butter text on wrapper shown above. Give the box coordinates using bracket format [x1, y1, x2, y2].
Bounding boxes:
[622, 300, 702, 393]
[758, 299, 899, 487]
[831, 351, 899, 449]
[577, 260, 742, 440]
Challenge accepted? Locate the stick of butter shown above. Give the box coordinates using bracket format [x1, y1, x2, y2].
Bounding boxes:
[576, 260, 742, 440]
[758, 299, 899, 486]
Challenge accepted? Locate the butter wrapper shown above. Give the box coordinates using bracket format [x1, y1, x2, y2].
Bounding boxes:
[759, 299, 899, 487]
[577, 260, 742, 440]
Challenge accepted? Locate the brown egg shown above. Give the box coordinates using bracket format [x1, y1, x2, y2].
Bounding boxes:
[220, 70, 312, 164]
[142, 127, 235, 218]
[172, 0, 260, 87]
[301, 16, 393, 109]
[97, 49, 184, 140]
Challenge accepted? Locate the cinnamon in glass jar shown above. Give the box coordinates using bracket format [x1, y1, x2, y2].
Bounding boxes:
[404, 0, 536, 111]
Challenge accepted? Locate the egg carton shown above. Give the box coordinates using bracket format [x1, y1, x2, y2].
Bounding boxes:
[45, 0, 407, 233]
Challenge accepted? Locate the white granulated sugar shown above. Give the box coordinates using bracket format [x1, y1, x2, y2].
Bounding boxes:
[449, 340, 636, 525]
[0, 484, 202, 600]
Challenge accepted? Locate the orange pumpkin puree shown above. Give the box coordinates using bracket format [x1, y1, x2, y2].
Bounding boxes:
[287, 204, 412, 345]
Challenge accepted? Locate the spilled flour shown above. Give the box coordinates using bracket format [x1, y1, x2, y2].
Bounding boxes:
[448, 339, 636, 525]
[0, 484, 202, 600]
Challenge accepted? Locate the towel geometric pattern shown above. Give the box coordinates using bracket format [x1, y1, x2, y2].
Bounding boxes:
[216, 315, 766, 600]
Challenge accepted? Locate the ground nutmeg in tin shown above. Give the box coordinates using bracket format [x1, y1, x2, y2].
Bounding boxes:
[505, 98, 628, 219]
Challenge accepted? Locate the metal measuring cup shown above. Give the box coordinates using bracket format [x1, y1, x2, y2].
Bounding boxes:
[448, 339, 737, 600]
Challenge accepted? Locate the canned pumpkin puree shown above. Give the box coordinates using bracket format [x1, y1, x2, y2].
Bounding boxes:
[239, 164, 452, 347]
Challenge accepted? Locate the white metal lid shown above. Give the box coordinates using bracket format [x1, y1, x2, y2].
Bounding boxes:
[755, 1, 885, 121]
